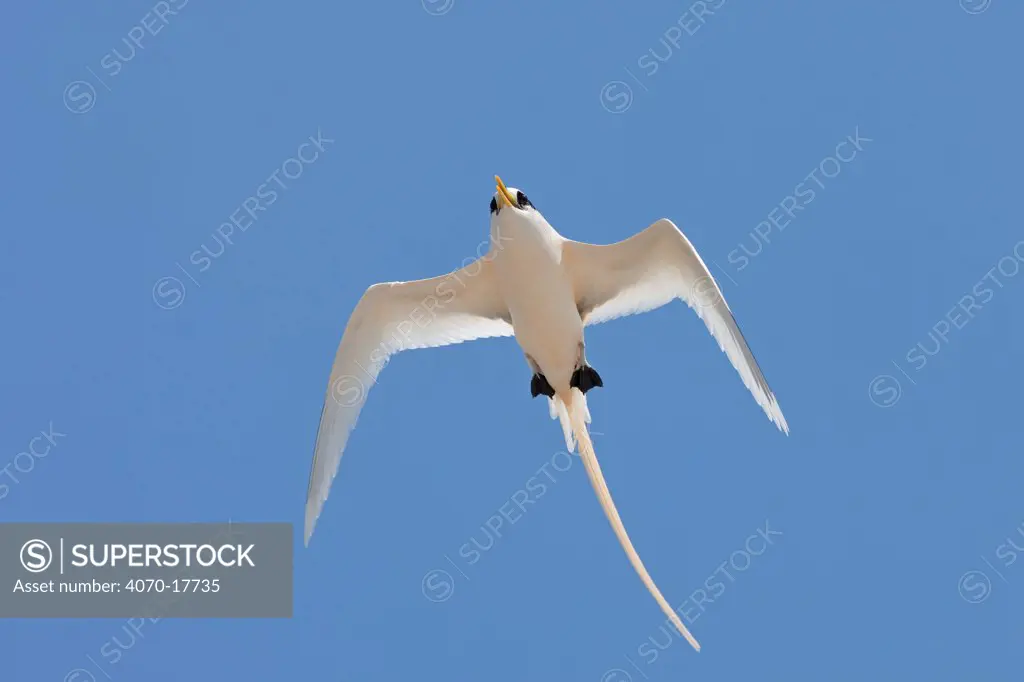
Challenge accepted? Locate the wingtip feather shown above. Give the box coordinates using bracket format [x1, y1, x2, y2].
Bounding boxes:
[304, 508, 317, 548]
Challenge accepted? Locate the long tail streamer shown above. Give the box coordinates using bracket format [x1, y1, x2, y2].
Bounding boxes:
[558, 389, 701, 652]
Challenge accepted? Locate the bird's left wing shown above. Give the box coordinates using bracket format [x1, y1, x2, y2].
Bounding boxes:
[305, 254, 513, 545]
[562, 219, 788, 433]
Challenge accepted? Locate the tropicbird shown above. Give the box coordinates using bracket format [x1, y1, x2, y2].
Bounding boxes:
[305, 176, 789, 651]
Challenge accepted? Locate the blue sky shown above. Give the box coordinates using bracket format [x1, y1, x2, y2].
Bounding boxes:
[3, 0, 1024, 679]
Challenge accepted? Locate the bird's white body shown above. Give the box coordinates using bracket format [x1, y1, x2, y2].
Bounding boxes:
[303, 178, 789, 653]
[491, 207, 581, 395]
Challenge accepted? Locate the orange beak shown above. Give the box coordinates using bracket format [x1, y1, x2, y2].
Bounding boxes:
[494, 175, 516, 208]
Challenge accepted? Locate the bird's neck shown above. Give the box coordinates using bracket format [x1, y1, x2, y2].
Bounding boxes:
[491, 212, 563, 251]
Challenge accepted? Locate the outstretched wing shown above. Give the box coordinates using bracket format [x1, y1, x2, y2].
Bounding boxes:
[305, 255, 513, 545]
[562, 219, 788, 433]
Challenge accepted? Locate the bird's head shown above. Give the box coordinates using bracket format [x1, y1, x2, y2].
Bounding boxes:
[489, 175, 536, 218]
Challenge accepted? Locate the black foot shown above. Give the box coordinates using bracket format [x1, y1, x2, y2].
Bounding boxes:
[570, 366, 604, 394]
[530, 373, 556, 399]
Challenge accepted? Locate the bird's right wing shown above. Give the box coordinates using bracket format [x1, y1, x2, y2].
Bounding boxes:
[562, 219, 788, 433]
[305, 254, 513, 545]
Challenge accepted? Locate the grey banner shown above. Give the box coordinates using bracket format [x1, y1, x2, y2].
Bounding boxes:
[0, 523, 292, 617]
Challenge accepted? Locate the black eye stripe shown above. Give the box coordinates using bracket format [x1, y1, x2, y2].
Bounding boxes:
[491, 191, 533, 213]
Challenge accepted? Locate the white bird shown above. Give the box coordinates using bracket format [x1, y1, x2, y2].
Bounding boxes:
[305, 176, 788, 651]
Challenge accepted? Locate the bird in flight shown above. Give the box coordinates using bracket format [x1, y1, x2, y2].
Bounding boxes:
[305, 176, 789, 651]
